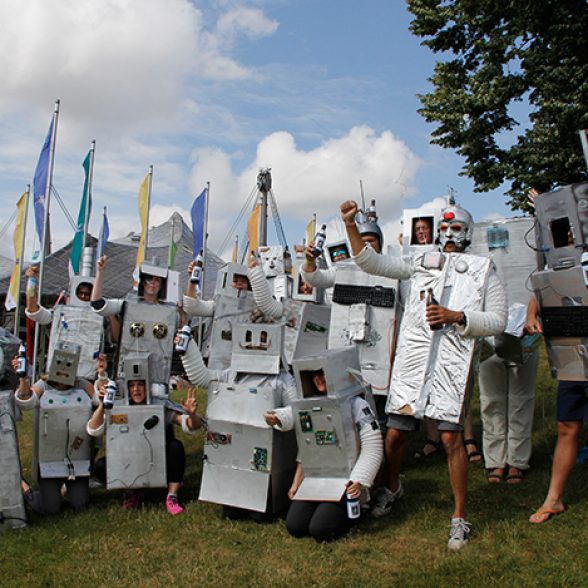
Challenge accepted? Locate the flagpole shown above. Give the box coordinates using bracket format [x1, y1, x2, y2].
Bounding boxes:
[13, 185, 31, 336]
[82, 140, 95, 250]
[201, 182, 210, 294]
[34, 99, 60, 379]
[143, 165, 153, 261]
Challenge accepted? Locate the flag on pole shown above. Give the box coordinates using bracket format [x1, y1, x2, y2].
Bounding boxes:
[527, 187, 539, 209]
[306, 216, 315, 245]
[191, 187, 207, 258]
[32, 118, 54, 247]
[69, 150, 92, 276]
[5, 192, 28, 311]
[247, 203, 261, 255]
[135, 173, 150, 271]
[96, 207, 109, 260]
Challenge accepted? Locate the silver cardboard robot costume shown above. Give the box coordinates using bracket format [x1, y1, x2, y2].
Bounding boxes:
[530, 182, 588, 380]
[15, 341, 95, 514]
[25, 248, 103, 379]
[301, 203, 399, 397]
[181, 322, 297, 515]
[92, 259, 180, 398]
[0, 328, 27, 530]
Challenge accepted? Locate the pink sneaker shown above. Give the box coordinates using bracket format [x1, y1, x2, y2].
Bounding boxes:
[122, 490, 143, 510]
[165, 494, 184, 516]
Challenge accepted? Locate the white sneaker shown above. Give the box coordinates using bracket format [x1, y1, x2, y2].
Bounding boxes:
[371, 482, 404, 518]
[448, 517, 471, 550]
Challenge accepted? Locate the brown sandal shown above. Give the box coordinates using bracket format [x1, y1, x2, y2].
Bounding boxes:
[487, 468, 505, 483]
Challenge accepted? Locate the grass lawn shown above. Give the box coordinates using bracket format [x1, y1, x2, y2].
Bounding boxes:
[2, 350, 588, 587]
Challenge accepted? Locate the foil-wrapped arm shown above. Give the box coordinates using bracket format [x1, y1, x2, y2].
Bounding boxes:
[247, 266, 283, 319]
[180, 338, 220, 388]
[91, 298, 125, 317]
[349, 398, 383, 487]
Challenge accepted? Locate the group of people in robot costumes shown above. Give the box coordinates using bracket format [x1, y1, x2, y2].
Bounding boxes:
[6, 181, 587, 549]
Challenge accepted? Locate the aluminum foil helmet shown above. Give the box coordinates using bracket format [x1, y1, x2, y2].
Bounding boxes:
[437, 197, 474, 250]
[357, 202, 384, 252]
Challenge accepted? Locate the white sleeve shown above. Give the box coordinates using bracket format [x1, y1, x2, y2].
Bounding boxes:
[353, 246, 413, 280]
[272, 406, 295, 431]
[457, 270, 507, 338]
[349, 397, 383, 487]
[25, 305, 52, 325]
[181, 339, 219, 388]
[91, 298, 125, 317]
[14, 391, 39, 410]
[248, 266, 283, 319]
[183, 294, 215, 318]
[86, 420, 105, 437]
[300, 266, 336, 288]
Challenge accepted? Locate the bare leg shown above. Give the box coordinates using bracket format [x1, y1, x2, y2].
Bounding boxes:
[532, 420, 582, 521]
[384, 427, 409, 493]
[441, 430, 468, 519]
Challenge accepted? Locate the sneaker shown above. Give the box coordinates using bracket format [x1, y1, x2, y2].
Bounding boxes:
[448, 517, 471, 550]
[122, 490, 143, 510]
[371, 482, 404, 518]
[165, 494, 184, 516]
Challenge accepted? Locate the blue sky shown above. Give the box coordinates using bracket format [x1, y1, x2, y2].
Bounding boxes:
[0, 0, 515, 262]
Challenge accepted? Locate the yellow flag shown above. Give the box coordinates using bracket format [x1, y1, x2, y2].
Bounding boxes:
[5, 192, 27, 311]
[135, 173, 150, 270]
[306, 217, 315, 245]
[247, 203, 260, 254]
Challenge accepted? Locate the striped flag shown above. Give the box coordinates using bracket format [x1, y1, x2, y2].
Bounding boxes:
[5, 192, 28, 311]
[527, 187, 539, 209]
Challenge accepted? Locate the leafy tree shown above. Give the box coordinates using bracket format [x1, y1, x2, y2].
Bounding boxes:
[407, 0, 588, 210]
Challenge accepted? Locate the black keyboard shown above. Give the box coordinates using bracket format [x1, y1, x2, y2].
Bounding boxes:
[542, 306, 588, 337]
[332, 284, 395, 307]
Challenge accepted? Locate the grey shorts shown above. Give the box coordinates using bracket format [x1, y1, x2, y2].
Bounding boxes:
[386, 413, 463, 432]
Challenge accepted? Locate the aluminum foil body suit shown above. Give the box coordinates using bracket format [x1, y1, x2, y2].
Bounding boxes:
[388, 252, 491, 423]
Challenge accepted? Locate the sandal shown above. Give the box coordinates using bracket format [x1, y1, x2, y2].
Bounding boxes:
[487, 468, 505, 484]
[464, 439, 482, 463]
[505, 467, 525, 484]
[529, 506, 565, 524]
[414, 439, 443, 459]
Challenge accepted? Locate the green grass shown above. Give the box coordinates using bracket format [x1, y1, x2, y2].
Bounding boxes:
[2, 350, 588, 587]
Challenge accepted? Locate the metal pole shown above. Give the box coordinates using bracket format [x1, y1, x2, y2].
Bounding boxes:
[33, 99, 60, 380]
[143, 165, 153, 261]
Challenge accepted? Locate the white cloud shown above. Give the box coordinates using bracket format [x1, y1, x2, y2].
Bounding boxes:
[187, 126, 421, 253]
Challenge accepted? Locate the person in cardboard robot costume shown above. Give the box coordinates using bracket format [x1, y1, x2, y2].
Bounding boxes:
[300, 203, 397, 421]
[266, 347, 383, 542]
[14, 341, 95, 514]
[523, 182, 588, 524]
[90, 255, 181, 400]
[86, 354, 201, 515]
[0, 328, 27, 530]
[179, 322, 298, 521]
[341, 197, 507, 550]
[24, 252, 104, 381]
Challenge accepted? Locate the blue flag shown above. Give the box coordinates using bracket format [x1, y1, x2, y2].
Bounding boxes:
[33, 117, 54, 245]
[191, 187, 207, 257]
[97, 207, 110, 260]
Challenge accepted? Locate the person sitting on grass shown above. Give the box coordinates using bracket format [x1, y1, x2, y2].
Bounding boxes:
[87, 377, 202, 515]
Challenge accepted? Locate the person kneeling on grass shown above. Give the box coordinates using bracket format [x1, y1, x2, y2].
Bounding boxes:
[87, 377, 202, 515]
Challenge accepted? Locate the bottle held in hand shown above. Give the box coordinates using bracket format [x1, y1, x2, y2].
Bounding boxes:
[426, 287, 443, 331]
